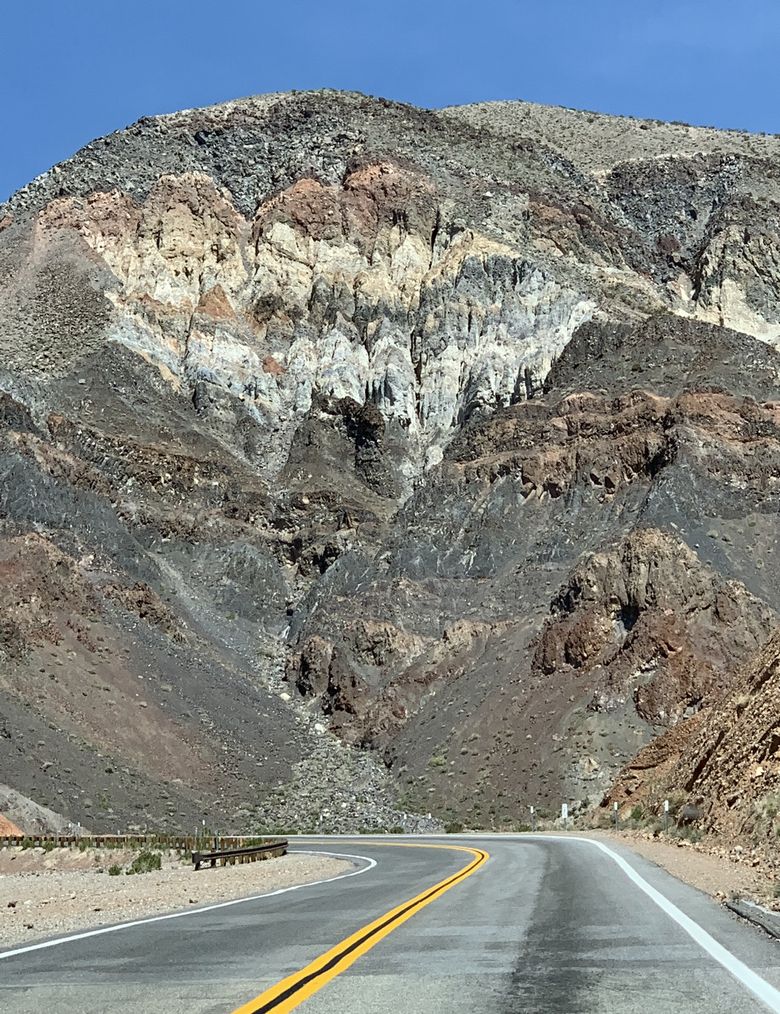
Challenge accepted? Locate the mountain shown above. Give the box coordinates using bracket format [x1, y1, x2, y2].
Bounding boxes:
[1, 90, 778, 831]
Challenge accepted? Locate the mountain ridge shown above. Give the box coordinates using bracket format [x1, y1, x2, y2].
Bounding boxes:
[0, 89, 778, 832]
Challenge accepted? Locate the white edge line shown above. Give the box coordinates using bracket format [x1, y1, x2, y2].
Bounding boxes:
[533, 835, 780, 1013]
[0, 850, 376, 962]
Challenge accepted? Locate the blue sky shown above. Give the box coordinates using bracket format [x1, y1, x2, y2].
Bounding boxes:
[2, 0, 779, 201]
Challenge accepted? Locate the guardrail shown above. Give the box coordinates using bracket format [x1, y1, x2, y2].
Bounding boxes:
[0, 833, 282, 851]
[192, 839, 288, 871]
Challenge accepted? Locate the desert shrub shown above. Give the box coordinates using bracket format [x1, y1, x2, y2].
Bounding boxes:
[755, 791, 780, 822]
[127, 849, 162, 875]
[669, 825, 702, 843]
[444, 820, 464, 834]
[108, 864, 122, 876]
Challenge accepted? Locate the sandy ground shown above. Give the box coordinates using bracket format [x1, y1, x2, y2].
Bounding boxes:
[587, 830, 773, 904]
[0, 846, 352, 948]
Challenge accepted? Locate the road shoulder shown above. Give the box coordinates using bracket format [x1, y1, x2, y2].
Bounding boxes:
[0, 847, 353, 948]
[583, 830, 771, 905]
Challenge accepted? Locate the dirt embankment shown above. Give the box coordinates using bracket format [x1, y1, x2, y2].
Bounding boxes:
[0, 846, 353, 948]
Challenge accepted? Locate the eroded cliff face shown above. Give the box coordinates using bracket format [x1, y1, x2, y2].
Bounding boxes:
[606, 632, 780, 843]
[5, 161, 599, 490]
[6, 95, 616, 490]
[1, 90, 779, 830]
[284, 317, 780, 820]
[675, 632, 780, 840]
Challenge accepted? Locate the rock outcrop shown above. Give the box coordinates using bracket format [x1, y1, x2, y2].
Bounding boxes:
[1, 90, 779, 830]
[607, 631, 780, 841]
[675, 632, 780, 839]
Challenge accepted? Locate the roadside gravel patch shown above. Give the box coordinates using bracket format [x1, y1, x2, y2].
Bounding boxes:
[587, 831, 770, 903]
[0, 847, 353, 948]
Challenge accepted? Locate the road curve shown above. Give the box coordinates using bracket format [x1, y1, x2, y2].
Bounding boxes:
[2, 834, 780, 1013]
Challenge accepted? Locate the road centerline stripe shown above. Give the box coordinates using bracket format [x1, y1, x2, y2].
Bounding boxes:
[231, 843, 489, 1014]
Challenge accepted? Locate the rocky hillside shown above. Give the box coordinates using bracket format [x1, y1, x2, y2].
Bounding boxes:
[607, 631, 780, 840]
[0, 90, 778, 831]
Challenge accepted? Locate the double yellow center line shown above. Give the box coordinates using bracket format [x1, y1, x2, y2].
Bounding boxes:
[232, 842, 489, 1014]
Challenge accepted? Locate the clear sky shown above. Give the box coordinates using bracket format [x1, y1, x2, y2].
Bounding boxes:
[2, 0, 780, 201]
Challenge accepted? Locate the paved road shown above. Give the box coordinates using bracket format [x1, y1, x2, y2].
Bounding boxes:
[2, 835, 780, 1013]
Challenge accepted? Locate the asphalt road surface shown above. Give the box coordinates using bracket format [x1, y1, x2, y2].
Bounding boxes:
[2, 834, 780, 1013]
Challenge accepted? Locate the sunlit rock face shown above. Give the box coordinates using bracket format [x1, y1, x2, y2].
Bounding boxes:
[16, 157, 597, 487]
[1, 90, 780, 831]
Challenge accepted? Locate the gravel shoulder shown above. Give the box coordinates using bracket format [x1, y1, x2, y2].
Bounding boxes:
[0, 846, 353, 948]
[585, 830, 772, 904]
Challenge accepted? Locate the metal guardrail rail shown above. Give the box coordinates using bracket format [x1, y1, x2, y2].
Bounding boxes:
[0, 833, 286, 852]
[192, 839, 288, 870]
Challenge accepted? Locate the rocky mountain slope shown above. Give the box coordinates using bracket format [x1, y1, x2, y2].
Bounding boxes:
[607, 631, 780, 841]
[0, 90, 778, 830]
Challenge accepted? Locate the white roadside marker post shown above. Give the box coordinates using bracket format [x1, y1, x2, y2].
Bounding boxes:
[663, 798, 670, 832]
[530, 805, 536, 832]
[613, 801, 619, 831]
[561, 802, 569, 827]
